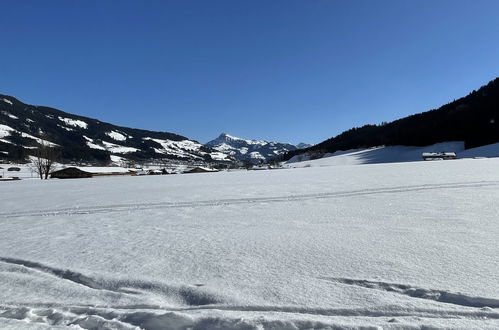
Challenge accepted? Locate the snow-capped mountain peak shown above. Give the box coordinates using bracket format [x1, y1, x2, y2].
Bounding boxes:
[206, 133, 298, 163]
[208, 133, 267, 147]
[296, 142, 312, 149]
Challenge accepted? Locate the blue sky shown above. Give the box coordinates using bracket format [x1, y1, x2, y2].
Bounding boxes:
[1, 1, 499, 144]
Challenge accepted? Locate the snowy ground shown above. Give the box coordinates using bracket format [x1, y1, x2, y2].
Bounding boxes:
[1, 158, 499, 329]
[0, 163, 37, 179]
[284, 141, 499, 168]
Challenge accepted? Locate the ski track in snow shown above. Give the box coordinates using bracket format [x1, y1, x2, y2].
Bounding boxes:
[1, 302, 499, 330]
[2, 256, 498, 311]
[2, 160, 499, 329]
[2, 180, 498, 219]
[1, 256, 499, 328]
[321, 277, 499, 309]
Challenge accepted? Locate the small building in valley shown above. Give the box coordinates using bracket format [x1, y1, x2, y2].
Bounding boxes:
[183, 167, 219, 174]
[50, 167, 93, 179]
[422, 152, 457, 161]
[50, 167, 133, 179]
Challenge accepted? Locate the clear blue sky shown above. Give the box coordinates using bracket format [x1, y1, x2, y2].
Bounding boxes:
[1, 1, 499, 144]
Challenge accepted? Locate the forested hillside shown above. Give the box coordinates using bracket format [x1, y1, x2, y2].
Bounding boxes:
[285, 78, 499, 160]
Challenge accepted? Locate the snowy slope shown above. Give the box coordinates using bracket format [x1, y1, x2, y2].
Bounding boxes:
[285, 141, 468, 168]
[1, 158, 499, 329]
[206, 133, 297, 163]
[459, 141, 499, 158]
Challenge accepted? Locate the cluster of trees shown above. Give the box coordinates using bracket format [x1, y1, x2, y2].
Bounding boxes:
[32, 144, 59, 179]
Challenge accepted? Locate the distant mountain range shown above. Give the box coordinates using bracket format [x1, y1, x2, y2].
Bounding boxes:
[4, 76, 498, 167]
[0, 95, 232, 165]
[206, 133, 302, 163]
[284, 77, 499, 161]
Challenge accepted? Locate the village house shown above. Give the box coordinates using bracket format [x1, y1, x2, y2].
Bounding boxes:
[183, 167, 219, 174]
[50, 167, 134, 179]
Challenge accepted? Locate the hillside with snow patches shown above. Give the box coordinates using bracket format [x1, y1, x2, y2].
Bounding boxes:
[1, 158, 499, 329]
[206, 133, 300, 163]
[0, 95, 231, 165]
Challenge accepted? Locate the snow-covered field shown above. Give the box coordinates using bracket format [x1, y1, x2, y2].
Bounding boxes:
[1, 158, 499, 329]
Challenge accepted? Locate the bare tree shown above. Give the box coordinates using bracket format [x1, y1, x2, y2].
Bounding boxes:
[32, 144, 59, 179]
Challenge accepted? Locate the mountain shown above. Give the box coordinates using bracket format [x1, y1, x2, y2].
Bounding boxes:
[206, 133, 297, 163]
[296, 143, 312, 149]
[284, 77, 499, 161]
[0, 95, 232, 165]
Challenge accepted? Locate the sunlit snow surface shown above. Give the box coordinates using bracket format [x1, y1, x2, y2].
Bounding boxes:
[57, 117, 88, 129]
[1, 159, 499, 329]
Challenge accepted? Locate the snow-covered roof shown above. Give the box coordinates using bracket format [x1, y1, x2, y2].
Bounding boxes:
[72, 166, 131, 174]
[422, 152, 456, 157]
[184, 166, 218, 173]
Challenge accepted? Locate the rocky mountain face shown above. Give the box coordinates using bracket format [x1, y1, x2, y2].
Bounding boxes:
[0, 95, 232, 165]
[206, 133, 298, 163]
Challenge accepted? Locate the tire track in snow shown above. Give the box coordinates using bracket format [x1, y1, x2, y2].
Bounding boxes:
[321, 277, 499, 308]
[2, 180, 499, 219]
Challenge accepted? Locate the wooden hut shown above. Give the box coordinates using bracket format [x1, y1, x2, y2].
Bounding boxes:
[50, 167, 93, 179]
[184, 167, 219, 174]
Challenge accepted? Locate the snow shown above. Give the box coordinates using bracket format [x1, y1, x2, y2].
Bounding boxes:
[1, 112, 18, 119]
[81, 136, 106, 150]
[0, 124, 12, 138]
[249, 151, 265, 159]
[185, 166, 218, 172]
[213, 142, 235, 152]
[57, 125, 73, 132]
[0, 163, 37, 179]
[221, 133, 267, 146]
[106, 131, 127, 141]
[209, 151, 230, 161]
[285, 142, 465, 168]
[1, 158, 498, 328]
[0, 124, 57, 147]
[57, 117, 88, 129]
[144, 137, 204, 159]
[71, 166, 131, 174]
[459, 142, 499, 158]
[86, 141, 106, 150]
[208, 133, 296, 163]
[102, 141, 139, 154]
[2, 98, 13, 105]
[110, 155, 125, 163]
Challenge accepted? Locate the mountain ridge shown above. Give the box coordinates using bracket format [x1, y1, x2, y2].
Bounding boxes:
[284, 77, 499, 161]
[0, 94, 232, 165]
